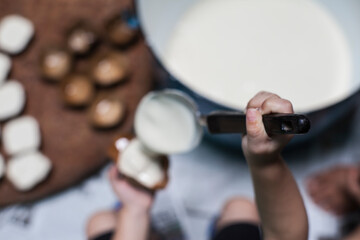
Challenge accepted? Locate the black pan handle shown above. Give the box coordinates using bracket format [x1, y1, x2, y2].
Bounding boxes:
[206, 111, 311, 135]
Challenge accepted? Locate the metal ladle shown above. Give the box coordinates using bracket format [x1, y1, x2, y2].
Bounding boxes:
[136, 89, 311, 152]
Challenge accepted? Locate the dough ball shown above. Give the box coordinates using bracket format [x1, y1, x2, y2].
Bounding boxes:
[89, 95, 126, 129]
[40, 47, 73, 82]
[66, 22, 98, 55]
[105, 10, 139, 46]
[91, 52, 129, 87]
[60, 73, 95, 107]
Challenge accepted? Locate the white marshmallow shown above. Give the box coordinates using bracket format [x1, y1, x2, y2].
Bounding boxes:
[0, 154, 5, 179]
[118, 139, 165, 188]
[3, 116, 41, 155]
[0, 81, 26, 121]
[137, 163, 164, 188]
[6, 151, 52, 191]
[0, 53, 11, 85]
[0, 15, 34, 54]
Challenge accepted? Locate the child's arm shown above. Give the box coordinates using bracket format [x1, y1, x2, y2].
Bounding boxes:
[242, 92, 308, 240]
[108, 166, 152, 240]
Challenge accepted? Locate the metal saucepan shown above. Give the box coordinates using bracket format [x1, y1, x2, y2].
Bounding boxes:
[134, 0, 360, 148]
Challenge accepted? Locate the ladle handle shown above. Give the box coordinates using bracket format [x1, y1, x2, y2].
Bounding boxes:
[206, 112, 311, 135]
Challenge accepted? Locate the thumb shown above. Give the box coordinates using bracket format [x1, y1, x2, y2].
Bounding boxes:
[246, 108, 267, 142]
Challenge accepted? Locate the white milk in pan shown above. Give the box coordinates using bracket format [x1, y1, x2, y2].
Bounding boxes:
[161, 0, 352, 112]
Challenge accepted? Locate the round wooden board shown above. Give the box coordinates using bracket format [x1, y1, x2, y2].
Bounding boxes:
[0, 0, 156, 206]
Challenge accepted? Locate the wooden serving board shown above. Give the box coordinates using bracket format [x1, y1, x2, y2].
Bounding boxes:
[0, 0, 157, 206]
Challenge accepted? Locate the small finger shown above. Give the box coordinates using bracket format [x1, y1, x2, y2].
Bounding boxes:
[246, 91, 280, 109]
[261, 96, 294, 115]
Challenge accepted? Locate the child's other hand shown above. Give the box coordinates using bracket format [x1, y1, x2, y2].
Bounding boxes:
[242, 91, 294, 165]
[108, 165, 154, 214]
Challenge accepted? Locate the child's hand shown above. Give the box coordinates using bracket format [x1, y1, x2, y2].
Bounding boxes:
[242, 91, 294, 165]
[108, 165, 154, 214]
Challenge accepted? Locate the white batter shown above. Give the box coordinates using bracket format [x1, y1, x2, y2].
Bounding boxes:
[135, 92, 201, 154]
[164, 0, 352, 112]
